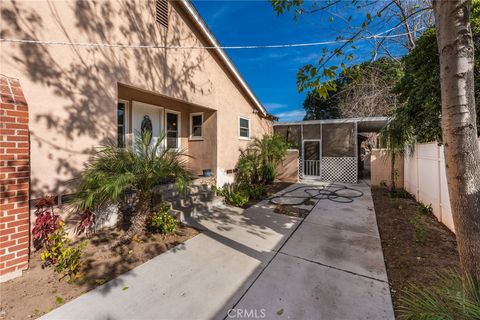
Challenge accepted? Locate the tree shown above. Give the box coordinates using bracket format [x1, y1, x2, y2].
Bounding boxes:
[433, 0, 480, 284]
[73, 131, 191, 246]
[272, 0, 480, 286]
[303, 89, 341, 120]
[271, 0, 432, 97]
[337, 57, 403, 117]
[394, 5, 480, 142]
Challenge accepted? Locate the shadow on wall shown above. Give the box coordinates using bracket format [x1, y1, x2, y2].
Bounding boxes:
[0, 0, 213, 196]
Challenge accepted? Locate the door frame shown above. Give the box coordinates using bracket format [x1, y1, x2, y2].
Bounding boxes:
[131, 100, 164, 148]
[302, 139, 322, 178]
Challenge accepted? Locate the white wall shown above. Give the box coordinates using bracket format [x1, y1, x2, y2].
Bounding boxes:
[404, 139, 480, 234]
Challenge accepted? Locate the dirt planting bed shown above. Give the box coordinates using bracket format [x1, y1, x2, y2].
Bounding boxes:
[371, 187, 459, 315]
[0, 225, 198, 319]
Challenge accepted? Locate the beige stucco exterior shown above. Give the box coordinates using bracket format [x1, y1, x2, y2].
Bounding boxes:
[371, 149, 404, 188]
[0, 0, 273, 196]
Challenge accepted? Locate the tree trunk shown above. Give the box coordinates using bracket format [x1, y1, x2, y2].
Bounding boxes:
[390, 152, 397, 192]
[110, 192, 150, 248]
[433, 0, 480, 283]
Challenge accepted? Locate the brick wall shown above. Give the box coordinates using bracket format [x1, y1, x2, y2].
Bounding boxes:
[0, 75, 30, 282]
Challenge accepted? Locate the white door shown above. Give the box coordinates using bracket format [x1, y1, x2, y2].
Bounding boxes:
[132, 101, 163, 149]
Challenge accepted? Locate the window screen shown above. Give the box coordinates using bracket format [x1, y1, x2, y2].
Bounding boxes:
[191, 113, 203, 138]
[303, 124, 321, 140]
[239, 117, 250, 138]
[117, 102, 126, 147]
[166, 112, 178, 148]
[321, 123, 355, 157]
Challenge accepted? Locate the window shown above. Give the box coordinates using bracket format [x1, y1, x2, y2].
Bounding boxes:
[155, 0, 169, 28]
[190, 113, 203, 139]
[239, 117, 250, 139]
[166, 111, 180, 149]
[117, 101, 128, 147]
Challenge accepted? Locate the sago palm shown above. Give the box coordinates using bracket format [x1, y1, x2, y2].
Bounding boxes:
[73, 130, 191, 246]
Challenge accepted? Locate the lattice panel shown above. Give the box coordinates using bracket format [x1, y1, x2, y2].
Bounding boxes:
[320, 157, 357, 183]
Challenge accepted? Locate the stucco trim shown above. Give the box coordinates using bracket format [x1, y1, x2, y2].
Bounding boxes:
[178, 0, 268, 117]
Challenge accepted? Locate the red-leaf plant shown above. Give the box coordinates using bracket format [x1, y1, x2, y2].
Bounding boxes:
[77, 209, 96, 238]
[32, 196, 61, 250]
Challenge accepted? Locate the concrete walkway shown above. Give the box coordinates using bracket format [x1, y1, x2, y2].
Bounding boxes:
[41, 182, 394, 320]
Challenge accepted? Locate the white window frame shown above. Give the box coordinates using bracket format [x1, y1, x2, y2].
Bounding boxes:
[189, 112, 204, 140]
[239, 116, 251, 140]
[165, 109, 181, 149]
[117, 99, 130, 147]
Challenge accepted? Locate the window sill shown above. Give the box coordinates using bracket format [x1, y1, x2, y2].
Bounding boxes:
[189, 136, 204, 141]
[239, 137, 251, 141]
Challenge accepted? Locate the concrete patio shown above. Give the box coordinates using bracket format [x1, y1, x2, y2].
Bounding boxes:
[41, 181, 394, 320]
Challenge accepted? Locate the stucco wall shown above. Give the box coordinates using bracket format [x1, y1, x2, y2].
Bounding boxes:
[371, 149, 404, 188]
[0, 0, 272, 195]
[275, 149, 299, 183]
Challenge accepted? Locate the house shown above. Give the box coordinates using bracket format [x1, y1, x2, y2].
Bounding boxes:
[0, 0, 274, 281]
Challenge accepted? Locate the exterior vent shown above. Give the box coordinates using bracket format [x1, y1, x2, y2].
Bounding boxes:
[156, 0, 169, 28]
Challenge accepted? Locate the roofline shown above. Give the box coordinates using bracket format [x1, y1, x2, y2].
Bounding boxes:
[273, 117, 390, 126]
[178, 0, 268, 117]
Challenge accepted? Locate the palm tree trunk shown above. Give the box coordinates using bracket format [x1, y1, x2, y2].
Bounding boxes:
[390, 152, 397, 192]
[433, 0, 480, 284]
[110, 192, 151, 248]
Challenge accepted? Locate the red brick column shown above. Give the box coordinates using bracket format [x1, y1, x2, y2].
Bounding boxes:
[0, 75, 30, 282]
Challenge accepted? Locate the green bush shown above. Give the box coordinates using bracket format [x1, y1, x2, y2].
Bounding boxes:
[236, 134, 290, 185]
[418, 202, 433, 215]
[242, 183, 268, 200]
[147, 203, 177, 235]
[262, 163, 276, 185]
[214, 184, 249, 207]
[41, 222, 87, 281]
[398, 270, 480, 320]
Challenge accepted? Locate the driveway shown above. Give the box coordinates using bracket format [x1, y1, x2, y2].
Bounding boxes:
[41, 181, 394, 320]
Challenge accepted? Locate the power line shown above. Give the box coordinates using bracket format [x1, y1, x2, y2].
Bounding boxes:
[0, 28, 424, 50]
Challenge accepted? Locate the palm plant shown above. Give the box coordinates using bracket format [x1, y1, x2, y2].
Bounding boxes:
[73, 130, 191, 246]
[398, 270, 480, 320]
[236, 134, 290, 185]
[380, 112, 413, 192]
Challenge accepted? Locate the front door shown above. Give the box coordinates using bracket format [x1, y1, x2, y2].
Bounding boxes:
[132, 101, 163, 148]
[303, 140, 321, 177]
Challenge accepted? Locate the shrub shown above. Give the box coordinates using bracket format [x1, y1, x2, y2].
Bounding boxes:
[398, 270, 480, 320]
[32, 196, 61, 250]
[244, 184, 268, 200]
[76, 209, 96, 238]
[262, 163, 276, 185]
[236, 134, 290, 185]
[214, 184, 249, 207]
[41, 222, 87, 281]
[73, 131, 191, 246]
[418, 202, 433, 215]
[147, 203, 177, 235]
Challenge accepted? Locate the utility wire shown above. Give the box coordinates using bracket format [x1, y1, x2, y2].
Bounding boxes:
[0, 28, 424, 50]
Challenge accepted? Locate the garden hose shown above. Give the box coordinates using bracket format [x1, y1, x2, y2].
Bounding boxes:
[268, 183, 364, 206]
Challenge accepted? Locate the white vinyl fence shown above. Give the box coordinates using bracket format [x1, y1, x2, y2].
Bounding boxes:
[404, 139, 480, 234]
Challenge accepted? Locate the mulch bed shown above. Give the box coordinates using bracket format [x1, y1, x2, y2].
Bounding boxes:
[0, 224, 198, 320]
[371, 187, 459, 316]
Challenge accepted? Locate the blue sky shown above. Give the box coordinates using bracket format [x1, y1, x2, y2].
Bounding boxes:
[192, 0, 408, 122]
